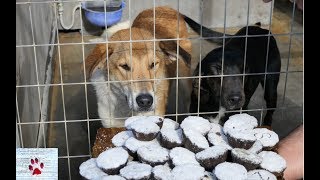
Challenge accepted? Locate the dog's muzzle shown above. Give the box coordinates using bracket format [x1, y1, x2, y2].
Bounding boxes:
[226, 93, 244, 110]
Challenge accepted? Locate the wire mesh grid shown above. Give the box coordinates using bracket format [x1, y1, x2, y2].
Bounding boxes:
[16, 0, 303, 179]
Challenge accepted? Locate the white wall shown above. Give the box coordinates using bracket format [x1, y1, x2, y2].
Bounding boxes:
[58, 0, 273, 32]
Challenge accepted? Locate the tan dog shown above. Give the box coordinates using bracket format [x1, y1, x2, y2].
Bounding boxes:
[85, 6, 192, 127]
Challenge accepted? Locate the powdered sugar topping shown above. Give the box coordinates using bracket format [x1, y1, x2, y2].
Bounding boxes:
[169, 147, 199, 166]
[112, 131, 134, 147]
[119, 163, 152, 179]
[160, 128, 184, 144]
[96, 147, 129, 170]
[214, 162, 248, 180]
[124, 137, 160, 153]
[247, 169, 277, 180]
[259, 151, 286, 173]
[196, 145, 228, 160]
[181, 116, 211, 135]
[207, 132, 232, 150]
[79, 158, 107, 179]
[162, 118, 180, 130]
[184, 129, 209, 149]
[130, 119, 160, 134]
[152, 165, 172, 180]
[231, 148, 262, 164]
[171, 164, 205, 180]
[223, 113, 258, 135]
[137, 145, 169, 163]
[253, 128, 279, 148]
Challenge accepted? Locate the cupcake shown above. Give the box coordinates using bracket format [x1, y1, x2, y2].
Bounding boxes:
[223, 113, 258, 136]
[169, 147, 199, 167]
[195, 145, 228, 171]
[79, 158, 107, 180]
[183, 129, 210, 153]
[227, 130, 256, 149]
[252, 128, 279, 150]
[112, 130, 134, 147]
[214, 162, 248, 180]
[171, 164, 205, 180]
[180, 116, 211, 135]
[247, 169, 277, 180]
[161, 118, 180, 130]
[130, 119, 160, 141]
[96, 147, 129, 175]
[137, 145, 169, 166]
[159, 128, 184, 149]
[231, 148, 262, 170]
[152, 164, 172, 180]
[258, 151, 286, 177]
[120, 162, 152, 180]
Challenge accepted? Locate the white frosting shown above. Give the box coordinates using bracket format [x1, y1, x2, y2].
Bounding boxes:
[207, 132, 232, 150]
[120, 163, 152, 179]
[171, 164, 205, 180]
[259, 151, 287, 173]
[112, 130, 134, 147]
[79, 158, 107, 179]
[160, 128, 184, 144]
[184, 129, 209, 150]
[137, 145, 169, 164]
[209, 123, 223, 134]
[231, 148, 263, 165]
[253, 128, 279, 148]
[214, 162, 248, 180]
[96, 147, 129, 170]
[223, 113, 258, 135]
[152, 165, 172, 180]
[130, 119, 160, 134]
[125, 116, 145, 130]
[162, 118, 180, 130]
[145, 116, 164, 125]
[196, 145, 228, 160]
[169, 147, 199, 166]
[181, 116, 211, 135]
[100, 175, 126, 180]
[247, 169, 277, 180]
[228, 130, 256, 142]
[248, 140, 263, 154]
[124, 137, 160, 153]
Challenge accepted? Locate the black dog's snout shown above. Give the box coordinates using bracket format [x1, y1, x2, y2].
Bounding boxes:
[136, 94, 153, 108]
[228, 94, 242, 104]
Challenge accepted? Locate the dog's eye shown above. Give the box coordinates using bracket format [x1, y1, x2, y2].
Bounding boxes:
[120, 64, 130, 71]
[150, 62, 159, 69]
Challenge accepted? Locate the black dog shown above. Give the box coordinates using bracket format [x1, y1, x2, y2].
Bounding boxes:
[185, 16, 281, 126]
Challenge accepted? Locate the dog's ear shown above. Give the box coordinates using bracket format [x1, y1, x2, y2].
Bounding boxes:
[159, 41, 191, 67]
[83, 44, 114, 79]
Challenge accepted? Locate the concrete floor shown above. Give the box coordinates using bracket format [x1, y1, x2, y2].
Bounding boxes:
[47, 1, 303, 179]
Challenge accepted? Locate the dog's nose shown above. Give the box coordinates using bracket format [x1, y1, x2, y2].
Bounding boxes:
[227, 94, 242, 104]
[136, 94, 153, 108]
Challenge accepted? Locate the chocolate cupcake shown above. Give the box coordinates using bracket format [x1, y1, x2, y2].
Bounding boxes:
[231, 148, 262, 170]
[152, 164, 172, 180]
[120, 162, 152, 180]
[161, 118, 180, 130]
[130, 119, 160, 141]
[137, 145, 169, 166]
[247, 169, 277, 180]
[169, 147, 199, 167]
[171, 164, 205, 180]
[124, 137, 160, 155]
[112, 130, 134, 147]
[227, 130, 256, 149]
[258, 151, 286, 177]
[253, 128, 279, 150]
[79, 158, 107, 180]
[96, 147, 129, 175]
[207, 131, 232, 150]
[160, 128, 184, 149]
[195, 145, 228, 171]
[183, 129, 210, 153]
[214, 162, 248, 180]
[223, 113, 258, 136]
[181, 116, 211, 135]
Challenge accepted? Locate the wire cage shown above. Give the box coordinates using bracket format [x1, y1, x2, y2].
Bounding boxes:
[16, 0, 303, 179]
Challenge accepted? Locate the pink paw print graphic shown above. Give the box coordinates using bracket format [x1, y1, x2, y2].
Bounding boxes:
[28, 158, 44, 175]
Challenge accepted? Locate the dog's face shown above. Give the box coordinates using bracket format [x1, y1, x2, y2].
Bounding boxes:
[201, 48, 245, 110]
[86, 28, 191, 112]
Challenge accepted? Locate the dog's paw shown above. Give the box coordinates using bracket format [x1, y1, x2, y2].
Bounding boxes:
[28, 158, 44, 175]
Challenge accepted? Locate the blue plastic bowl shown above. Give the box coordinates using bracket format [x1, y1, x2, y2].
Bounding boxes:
[82, 2, 125, 27]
